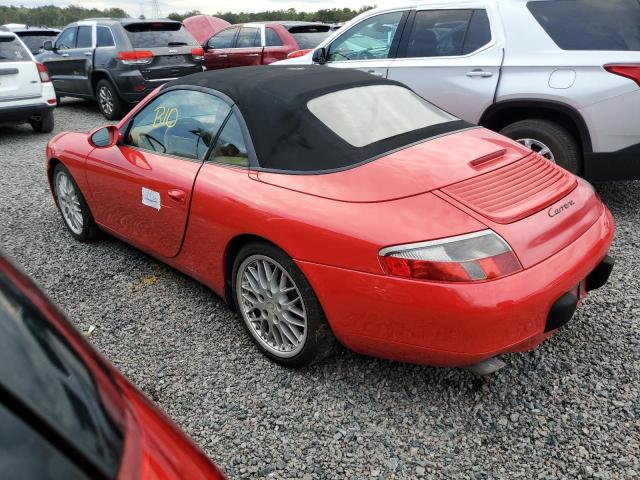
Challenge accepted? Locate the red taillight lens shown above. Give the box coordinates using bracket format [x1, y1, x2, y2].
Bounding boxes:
[118, 50, 153, 65]
[191, 47, 204, 61]
[604, 64, 640, 87]
[36, 62, 50, 82]
[287, 49, 312, 59]
[379, 231, 522, 283]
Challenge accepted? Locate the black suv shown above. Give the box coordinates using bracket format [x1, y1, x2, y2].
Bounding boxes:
[36, 19, 204, 120]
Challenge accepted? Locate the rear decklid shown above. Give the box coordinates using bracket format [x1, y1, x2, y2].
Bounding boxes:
[0, 34, 41, 101]
[122, 21, 202, 81]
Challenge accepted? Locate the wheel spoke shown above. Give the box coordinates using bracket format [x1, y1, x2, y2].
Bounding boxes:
[282, 311, 305, 327]
[280, 321, 300, 344]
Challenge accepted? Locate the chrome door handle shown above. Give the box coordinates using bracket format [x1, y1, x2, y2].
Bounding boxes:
[248, 53, 260, 57]
[366, 69, 385, 77]
[466, 69, 493, 78]
[84, 51, 93, 56]
[61, 53, 70, 57]
[218, 54, 228, 58]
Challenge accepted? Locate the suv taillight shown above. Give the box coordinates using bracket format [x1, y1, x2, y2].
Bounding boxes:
[36, 62, 50, 82]
[118, 50, 153, 65]
[191, 47, 204, 61]
[379, 231, 522, 283]
[604, 64, 640, 87]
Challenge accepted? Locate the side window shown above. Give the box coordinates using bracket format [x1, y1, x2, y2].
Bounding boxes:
[236, 27, 261, 48]
[208, 28, 237, 49]
[125, 90, 232, 161]
[76, 26, 92, 49]
[266, 27, 283, 47]
[210, 114, 249, 167]
[96, 27, 115, 47]
[463, 10, 492, 54]
[55, 27, 77, 50]
[328, 11, 404, 62]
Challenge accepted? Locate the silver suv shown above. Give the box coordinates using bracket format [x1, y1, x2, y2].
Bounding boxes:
[278, 0, 640, 180]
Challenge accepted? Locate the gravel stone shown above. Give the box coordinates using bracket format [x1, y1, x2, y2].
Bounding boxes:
[0, 99, 639, 479]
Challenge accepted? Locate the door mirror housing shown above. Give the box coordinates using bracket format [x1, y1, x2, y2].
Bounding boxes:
[89, 125, 120, 148]
[312, 47, 327, 65]
[42, 40, 54, 51]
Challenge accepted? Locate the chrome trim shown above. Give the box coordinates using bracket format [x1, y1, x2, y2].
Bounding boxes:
[0, 94, 42, 103]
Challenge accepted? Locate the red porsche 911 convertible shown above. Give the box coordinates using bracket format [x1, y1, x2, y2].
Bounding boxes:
[46, 66, 614, 370]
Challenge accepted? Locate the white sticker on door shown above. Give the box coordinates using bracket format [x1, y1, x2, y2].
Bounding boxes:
[141, 187, 161, 211]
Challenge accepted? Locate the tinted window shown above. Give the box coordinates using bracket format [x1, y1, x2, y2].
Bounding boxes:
[0, 36, 30, 62]
[0, 274, 123, 479]
[329, 11, 404, 61]
[289, 25, 331, 49]
[528, 0, 640, 51]
[16, 32, 57, 54]
[76, 26, 92, 49]
[0, 404, 89, 480]
[404, 9, 488, 58]
[209, 28, 237, 49]
[265, 27, 283, 47]
[124, 23, 197, 49]
[96, 26, 114, 47]
[236, 27, 260, 48]
[126, 89, 231, 160]
[308, 85, 456, 147]
[55, 27, 76, 50]
[210, 114, 249, 167]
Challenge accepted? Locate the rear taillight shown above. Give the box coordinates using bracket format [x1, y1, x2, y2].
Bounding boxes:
[191, 47, 204, 61]
[604, 64, 640, 87]
[287, 49, 312, 59]
[379, 230, 522, 283]
[118, 50, 153, 65]
[36, 62, 50, 82]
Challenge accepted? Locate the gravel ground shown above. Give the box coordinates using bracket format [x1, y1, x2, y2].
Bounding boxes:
[0, 99, 638, 479]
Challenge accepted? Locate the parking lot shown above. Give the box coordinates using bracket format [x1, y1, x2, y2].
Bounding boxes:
[0, 100, 638, 479]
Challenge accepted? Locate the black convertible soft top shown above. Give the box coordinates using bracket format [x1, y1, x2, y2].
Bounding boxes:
[162, 66, 472, 173]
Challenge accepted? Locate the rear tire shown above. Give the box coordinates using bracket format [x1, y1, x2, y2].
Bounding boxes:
[95, 79, 128, 121]
[500, 119, 581, 174]
[53, 163, 100, 242]
[30, 109, 54, 133]
[232, 242, 337, 367]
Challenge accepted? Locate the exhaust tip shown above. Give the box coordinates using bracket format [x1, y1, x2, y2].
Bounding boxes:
[466, 357, 507, 376]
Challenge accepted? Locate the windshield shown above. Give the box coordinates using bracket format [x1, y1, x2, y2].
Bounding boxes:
[308, 85, 457, 147]
[16, 33, 57, 54]
[124, 23, 197, 48]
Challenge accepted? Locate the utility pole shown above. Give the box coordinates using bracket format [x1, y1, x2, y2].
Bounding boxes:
[151, 0, 161, 19]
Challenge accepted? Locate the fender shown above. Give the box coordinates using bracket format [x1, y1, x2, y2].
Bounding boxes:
[89, 69, 117, 97]
[479, 99, 593, 153]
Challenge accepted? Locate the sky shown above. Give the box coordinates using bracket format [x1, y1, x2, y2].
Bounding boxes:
[10, 0, 404, 16]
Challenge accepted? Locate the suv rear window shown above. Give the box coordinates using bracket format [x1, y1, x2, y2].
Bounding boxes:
[307, 84, 457, 147]
[528, 0, 640, 51]
[289, 25, 331, 49]
[0, 36, 29, 62]
[15, 32, 57, 54]
[124, 22, 197, 48]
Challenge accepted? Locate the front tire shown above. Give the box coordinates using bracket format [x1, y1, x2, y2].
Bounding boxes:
[53, 164, 100, 242]
[232, 242, 337, 367]
[500, 119, 581, 174]
[30, 109, 54, 133]
[95, 79, 128, 120]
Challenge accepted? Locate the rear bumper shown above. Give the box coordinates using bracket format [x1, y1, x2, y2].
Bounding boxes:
[113, 67, 203, 104]
[584, 142, 640, 181]
[0, 102, 53, 122]
[297, 207, 615, 367]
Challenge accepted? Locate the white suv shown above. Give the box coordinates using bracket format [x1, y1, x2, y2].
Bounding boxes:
[278, 0, 640, 180]
[0, 31, 56, 133]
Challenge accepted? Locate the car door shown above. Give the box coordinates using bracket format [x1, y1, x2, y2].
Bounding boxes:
[84, 89, 233, 258]
[42, 26, 77, 94]
[324, 10, 410, 78]
[386, 7, 502, 123]
[67, 24, 93, 96]
[228, 26, 263, 68]
[204, 27, 238, 70]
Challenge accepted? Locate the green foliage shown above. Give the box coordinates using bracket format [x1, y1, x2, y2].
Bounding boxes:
[0, 5, 127, 27]
[166, 7, 376, 24]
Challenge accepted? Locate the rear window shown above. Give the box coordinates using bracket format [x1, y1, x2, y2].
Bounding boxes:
[289, 25, 331, 49]
[0, 36, 29, 62]
[15, 32, 57, 54]
[124, 22, 197, 48]
[528, 0, 640, 51]
[307, 85, 457, 147]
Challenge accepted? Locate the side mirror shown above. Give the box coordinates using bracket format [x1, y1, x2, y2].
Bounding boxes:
[42, 40, 54, 51]
[89, 125, 120, 148]
[312, 47, 327, 65]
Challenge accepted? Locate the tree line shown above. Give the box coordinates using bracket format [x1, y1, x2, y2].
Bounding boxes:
[0, 5, 374, 28]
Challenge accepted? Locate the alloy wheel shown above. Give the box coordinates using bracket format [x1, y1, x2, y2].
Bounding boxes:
[55, 171, 83, 235]
[98, 86, 114, 116]
[236, 255, 308, 358]
[516, 138, 556, 163]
